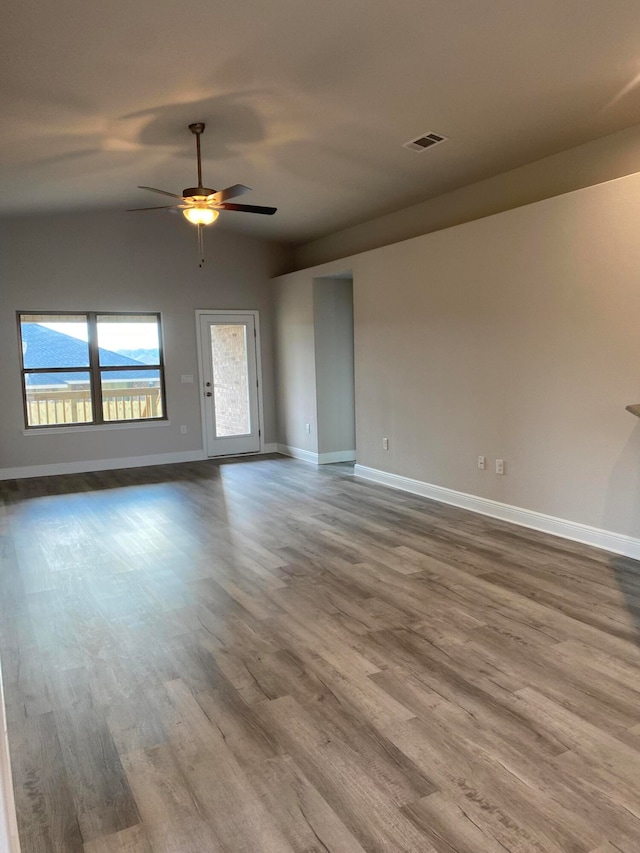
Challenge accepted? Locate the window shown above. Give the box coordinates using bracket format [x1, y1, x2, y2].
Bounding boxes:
[18, 312, 166, 428]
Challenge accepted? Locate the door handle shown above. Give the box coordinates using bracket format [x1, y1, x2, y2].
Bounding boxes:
[205, 391, 212, 397]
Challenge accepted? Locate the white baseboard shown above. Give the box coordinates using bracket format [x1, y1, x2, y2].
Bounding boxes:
[276, 445, 356, 465]
[277, 444, 319, 464]
[318, 450, 356, 464]
[0, 659, 20, 853]
[0, 444, 285, 481]
[354, 464, 640, 560]
[0, 450, 208, 481]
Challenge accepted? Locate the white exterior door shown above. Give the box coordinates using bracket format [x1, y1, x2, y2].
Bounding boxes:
[197, 312, 261, 457]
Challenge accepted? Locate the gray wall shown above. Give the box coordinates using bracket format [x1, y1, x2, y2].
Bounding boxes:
[293, 120, 640, 271]
[272, 274, 318, 454]
[0, 211, 290, 472]
[313, 277, 355, 455]
[273, 171, 640, 539]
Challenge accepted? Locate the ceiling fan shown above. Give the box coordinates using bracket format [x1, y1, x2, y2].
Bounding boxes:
[128, 122, 277, 266]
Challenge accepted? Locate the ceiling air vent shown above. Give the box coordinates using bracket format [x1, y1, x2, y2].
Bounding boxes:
[403, 132, 448, 152]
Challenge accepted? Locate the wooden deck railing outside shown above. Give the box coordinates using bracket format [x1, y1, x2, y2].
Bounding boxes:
[26, 387, 162, 426]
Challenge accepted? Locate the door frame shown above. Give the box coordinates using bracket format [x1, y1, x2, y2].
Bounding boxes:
[195, 309, 265, 457]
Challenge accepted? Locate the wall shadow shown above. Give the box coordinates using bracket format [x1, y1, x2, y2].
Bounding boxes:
[123, 92, 267, 160]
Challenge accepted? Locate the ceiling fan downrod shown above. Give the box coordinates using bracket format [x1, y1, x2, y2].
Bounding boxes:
[188, 122, 205, 189]
[182, 123, 215, 201]
[189, 123, 208, 266]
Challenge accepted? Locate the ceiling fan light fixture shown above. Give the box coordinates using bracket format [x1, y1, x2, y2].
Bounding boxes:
[183, 206, 219, 225]
[131, 123, 276, 265]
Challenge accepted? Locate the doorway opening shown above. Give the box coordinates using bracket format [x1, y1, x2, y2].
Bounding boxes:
[313, 272, 356, 463]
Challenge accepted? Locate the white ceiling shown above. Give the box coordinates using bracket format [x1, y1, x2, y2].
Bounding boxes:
[4, 0, 640, 244]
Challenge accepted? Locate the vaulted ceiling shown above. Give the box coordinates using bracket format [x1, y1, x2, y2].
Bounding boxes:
[4, 0, 640, 243]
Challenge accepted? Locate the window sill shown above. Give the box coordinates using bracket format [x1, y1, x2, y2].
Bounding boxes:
[23, 420, 171, 436]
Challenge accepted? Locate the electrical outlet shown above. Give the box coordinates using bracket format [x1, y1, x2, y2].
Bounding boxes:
[180, 425, 188, 435]
[382, 437, 389, 451]
[496, 458, 505, 475]
[305, 423, 311, 434]
[478, 455, 486, 470]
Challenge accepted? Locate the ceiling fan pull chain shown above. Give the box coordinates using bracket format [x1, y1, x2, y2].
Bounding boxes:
[198, 223, 205, 267]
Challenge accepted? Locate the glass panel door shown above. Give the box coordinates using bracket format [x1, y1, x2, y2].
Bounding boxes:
[210, 324, 251, 437]
[199, 313, 261, 456]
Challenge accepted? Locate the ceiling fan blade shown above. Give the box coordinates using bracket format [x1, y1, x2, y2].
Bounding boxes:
[218, 202, 277, 215]
[138, 185, 185, 200]
[127, 204, 180, 211]
[208, 184, 252, 204]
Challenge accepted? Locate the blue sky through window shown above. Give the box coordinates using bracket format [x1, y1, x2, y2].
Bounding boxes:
[42, 322, 159, 352]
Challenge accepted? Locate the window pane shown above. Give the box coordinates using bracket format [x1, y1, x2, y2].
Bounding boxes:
[101, 369, 163, 421]
[24, 372, 92, 426]
[20, 314, 89, 369]
[210, 324, 251, 437]
[97, 315, 161, 366]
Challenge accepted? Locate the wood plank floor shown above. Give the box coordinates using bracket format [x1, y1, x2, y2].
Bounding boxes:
[1, 456, 640, 852]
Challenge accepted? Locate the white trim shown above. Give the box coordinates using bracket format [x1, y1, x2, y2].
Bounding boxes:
[318, 450, 356, 464]
[0, 659, 20, 853]
[277, 444, 319, 464]
[354, 464, 640, 560]
[0, 445, 286, 481]
[254, 318, 266, 453]
[195, 312, 208, 453]
[277, 446, 356, 465]
[0, 450, 207, 481]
